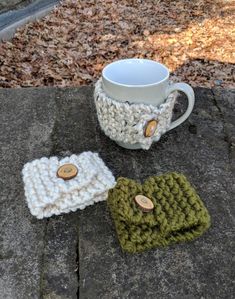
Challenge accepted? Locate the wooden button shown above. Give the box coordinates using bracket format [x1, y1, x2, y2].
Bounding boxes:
[57, 164, 78, 180]
[134, 195, 154, 212]
[144, 120, 158, 137]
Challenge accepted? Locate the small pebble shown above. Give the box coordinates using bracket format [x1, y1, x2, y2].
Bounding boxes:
[214, 80, 223, 86]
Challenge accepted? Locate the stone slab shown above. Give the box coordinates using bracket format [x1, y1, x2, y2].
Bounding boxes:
[52, 87, 235, 299]
[0, 86, 234, 299]
[0, 88, 78, 299]
[0, 0, 59, 40]
[0, 0, 25, 12]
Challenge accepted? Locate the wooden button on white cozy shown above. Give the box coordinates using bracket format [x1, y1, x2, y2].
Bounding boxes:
[144, 120, 158, 137]
[57, 164, 78, 180]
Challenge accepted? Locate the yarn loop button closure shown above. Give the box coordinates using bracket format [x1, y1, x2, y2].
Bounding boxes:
[57, 164, 78, 180]
[144, 120, 158, 137]
[134, 195, 154, 212]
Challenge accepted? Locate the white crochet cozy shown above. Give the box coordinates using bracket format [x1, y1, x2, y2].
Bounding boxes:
[94, 78, 177, 150]
[22, 152, 116, 219]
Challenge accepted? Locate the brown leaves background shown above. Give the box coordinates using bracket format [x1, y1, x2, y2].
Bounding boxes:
[0, 0, 234, 88]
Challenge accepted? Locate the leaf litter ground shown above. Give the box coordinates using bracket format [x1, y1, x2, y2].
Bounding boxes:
[0, 0, 234, 88]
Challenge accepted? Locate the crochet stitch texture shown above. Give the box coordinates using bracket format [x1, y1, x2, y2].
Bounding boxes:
[94, 78, 177, 150]
[22, 152, 116, 219]
[107, 173, 211, 253]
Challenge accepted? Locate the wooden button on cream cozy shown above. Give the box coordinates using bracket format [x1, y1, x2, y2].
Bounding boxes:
[134, 195, 154, 212]
[57, 164, 78, 180]
[144, 120, 158, 137]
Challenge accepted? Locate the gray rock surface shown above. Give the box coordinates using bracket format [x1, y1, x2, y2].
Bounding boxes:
[0, 0, 59, 41]
[0, 0, 24, 12]
[0, 88, 78, 299]
[0, 0, 37, 12]
[0, 86, 234, 299]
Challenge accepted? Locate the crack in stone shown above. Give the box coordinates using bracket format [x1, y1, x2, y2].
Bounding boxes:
[38, 90, 80, 298]
[211, 89, 233, 154]
[211, 89, 224, 117]
[39, 218, 50, 299]
[39, 92, 58, 299]
[76, 238, 79, 299]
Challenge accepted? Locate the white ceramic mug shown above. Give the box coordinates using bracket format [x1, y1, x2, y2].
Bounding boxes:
[101, 58, 195, 149]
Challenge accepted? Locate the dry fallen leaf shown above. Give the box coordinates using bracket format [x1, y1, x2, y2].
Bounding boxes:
[0, 0, 234, 89]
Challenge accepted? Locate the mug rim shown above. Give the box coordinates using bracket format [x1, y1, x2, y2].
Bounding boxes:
[102, 58, 170, 87]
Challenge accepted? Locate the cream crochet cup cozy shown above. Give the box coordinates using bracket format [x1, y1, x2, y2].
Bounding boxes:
[22, 152, 116, 219]
[94, 78, 177, 150]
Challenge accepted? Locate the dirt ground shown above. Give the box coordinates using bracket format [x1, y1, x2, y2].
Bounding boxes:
[0, 0, 234, 88]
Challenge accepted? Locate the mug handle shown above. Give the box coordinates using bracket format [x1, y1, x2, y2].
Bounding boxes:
[166, 82, 195, 131]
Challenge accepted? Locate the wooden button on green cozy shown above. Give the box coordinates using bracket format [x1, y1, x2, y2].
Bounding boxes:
[107, 172, 211, 253]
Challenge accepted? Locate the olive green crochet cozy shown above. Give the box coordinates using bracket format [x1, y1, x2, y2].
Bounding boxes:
[107, 173, 211, 253]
